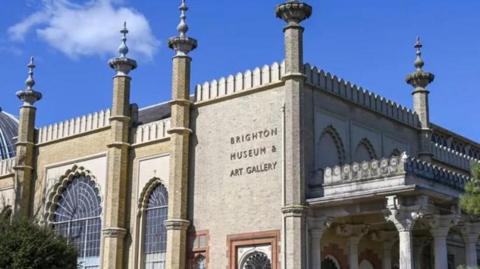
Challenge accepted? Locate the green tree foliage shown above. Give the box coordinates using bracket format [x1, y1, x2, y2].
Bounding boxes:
[0, 218, 77, 269]
[460, 163, 480, 215]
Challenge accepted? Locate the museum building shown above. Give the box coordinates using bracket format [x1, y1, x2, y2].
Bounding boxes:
[1, 0, 480, 269]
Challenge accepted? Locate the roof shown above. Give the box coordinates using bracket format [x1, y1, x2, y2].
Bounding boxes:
[0, 108, 18, 160]
[137, 101, 171, 124]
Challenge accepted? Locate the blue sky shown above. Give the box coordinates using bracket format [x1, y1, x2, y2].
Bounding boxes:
[1, 0, 479, 141]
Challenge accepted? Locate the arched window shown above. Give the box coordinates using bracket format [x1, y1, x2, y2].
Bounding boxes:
[360, 259, 374, 269]
[321, 256, 340, 269]
[143, 184, 168, 269]
[240, 251, 272, 269]
[51, 175, 101, 269]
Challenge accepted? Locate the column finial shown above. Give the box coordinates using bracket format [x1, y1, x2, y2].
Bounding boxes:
[118, 21, 129, 58]
[109, 22, 137, 75]
[169, 0, 197, 56]
[406, 36, 434, 88]
[276, 0, 312, 27]
[16, 57, 42, 105]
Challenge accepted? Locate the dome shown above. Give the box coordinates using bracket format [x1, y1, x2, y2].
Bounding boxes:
[0, 108, 18, 160]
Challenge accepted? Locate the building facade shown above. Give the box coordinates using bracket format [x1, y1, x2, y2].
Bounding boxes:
[0, 1, 479, 269]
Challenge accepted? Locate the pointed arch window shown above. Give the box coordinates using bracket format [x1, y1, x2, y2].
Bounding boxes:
[51, 175, 102, 269]
[143, 183, 168, 269]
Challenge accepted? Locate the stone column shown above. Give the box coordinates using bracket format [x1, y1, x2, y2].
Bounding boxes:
[276, 2, 312, 268]
[406, 37, 435, 161]
[309, 217, 333, 269]
[385, 195, 429, 269]
[382, 241, 394, 269]
[101, 24, 137, 269]
[428, 214, 459, 269]
[461, 223, 480, 268]
[165, 2, 197, 268]
[336, 224, 369, 269]
[14, 57, 42, 219]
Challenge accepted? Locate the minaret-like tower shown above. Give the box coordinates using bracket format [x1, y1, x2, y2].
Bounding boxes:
[406, 37, 434, 161]
[165, 1, 197, 268]
[14, 57, 42, 219]
[276, 1, 312, 268]
[102, 22, 137, 269]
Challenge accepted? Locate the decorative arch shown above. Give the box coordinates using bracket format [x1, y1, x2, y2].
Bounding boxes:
[137, 177, 169, 269]
[322, 243, 348, 269]
[316, 125, 346, 168]
[44, 165, 101, 222]
[322, 255, 340, 269]
[44, 165, 102, 269]
[354, 138, 377, 163]
[138, 177, 168, 211]
[240, 250, 272, 269]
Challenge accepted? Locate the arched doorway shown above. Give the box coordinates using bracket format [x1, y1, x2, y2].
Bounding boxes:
[321, 255, 340, 269]
[359, 259, 374, 269]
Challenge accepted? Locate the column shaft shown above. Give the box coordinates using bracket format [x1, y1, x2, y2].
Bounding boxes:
[348, 237, 360, 269]
[432, 235, 447, 269]
[382, 242, 392, 269]
[165, 55, 192, 269]
[465, 240, 478, 267]
[399, 231, 414, 269]
[310, 230, 322, 269]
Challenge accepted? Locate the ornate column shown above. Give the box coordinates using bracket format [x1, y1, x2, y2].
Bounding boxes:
[309, 217, 333, 269]
[276, 1, 312, 268]
[385, 195, 429, 269]
[428, 214, 459, 269]
[101, 23, 137, 269]
[462, 223, 480, 267]
[165, 1, 197, 269]
[406, 37, 435, 161]
[336, 224, 369, 269]
[14, 57, 42, 219]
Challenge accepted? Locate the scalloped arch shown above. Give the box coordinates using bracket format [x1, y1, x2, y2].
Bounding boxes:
[44, 165, 102, 222]
[355, 138, 378, 161]
[319, 125, 346, 165]
[138, 177, 168, 211]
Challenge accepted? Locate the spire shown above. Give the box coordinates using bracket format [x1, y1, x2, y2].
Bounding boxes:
[169, 0, 197, 56]
[118, 21, 129, 58]
[17, 57, 42, 105]
[177, 0, 189, 38]
[406, 36, 434, 89]
[109, 22, 137, 75]
[414, 36, 424, 71]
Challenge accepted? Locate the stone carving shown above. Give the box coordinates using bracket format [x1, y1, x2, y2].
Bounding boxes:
[304, 64, 420, 128]
[323, 152, 471, 190]
[384, 195, 432, 232]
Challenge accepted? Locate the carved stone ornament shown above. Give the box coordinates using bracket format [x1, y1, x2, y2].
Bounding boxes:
[102, 227, 127, 238]
[276, 1, 312, 26]
[165, 219, 190, 231]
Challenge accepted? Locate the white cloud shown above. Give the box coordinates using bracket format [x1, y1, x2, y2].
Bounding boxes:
[8, 0, 159, 59]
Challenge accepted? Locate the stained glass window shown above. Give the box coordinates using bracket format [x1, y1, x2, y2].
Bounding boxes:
[144, 184, 168, 269]
[51, 176, 102, 269]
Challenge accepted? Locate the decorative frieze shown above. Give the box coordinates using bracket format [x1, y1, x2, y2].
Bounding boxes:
[323, 153, 471, 190]
[194, 61, 285, 102]
[0, 158, 15, 177]
[304, 64, 420, 128]
[37, 109, 111, 144]
[132, 118, 171, 145]
[431, 142, 479, 171]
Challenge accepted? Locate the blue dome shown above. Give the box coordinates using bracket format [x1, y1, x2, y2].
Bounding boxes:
[0, 108, 18, 160]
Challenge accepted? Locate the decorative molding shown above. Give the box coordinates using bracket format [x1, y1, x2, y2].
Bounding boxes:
[304, 64, 420, 128]
[319, 125, 346, 165]
[37, 109, 111, 144]
[323, 152, 471, 190]
[102, 227, 127, 238]
[44, 165, 101, 222]
[137, 177, 167, 211]
[355, 137, 378, 160]
[133, 118, 171, 145]
[194, 61, 285, 103]
[0, 158, 15, 177]
[432, 142, 479, 171]
[226, 230, 280, 269]
[281, 204, 307, 217]
[165, 219, 190, 231]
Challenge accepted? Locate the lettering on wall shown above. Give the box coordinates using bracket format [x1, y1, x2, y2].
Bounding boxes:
[229, 128, 279, 177]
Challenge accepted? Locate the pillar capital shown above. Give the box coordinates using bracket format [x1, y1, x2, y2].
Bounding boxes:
[276, 1, 312, 27]
[336, 223, 369, 239]
[427, 213, 460, 238]
[309, 216, 334, 239]
[384, 195, 431, 232]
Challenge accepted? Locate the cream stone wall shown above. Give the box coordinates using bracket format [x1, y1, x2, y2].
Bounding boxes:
[33, 129, 111, 219]
[0, 176, 14, 211]
[190, 85, 285, 268]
